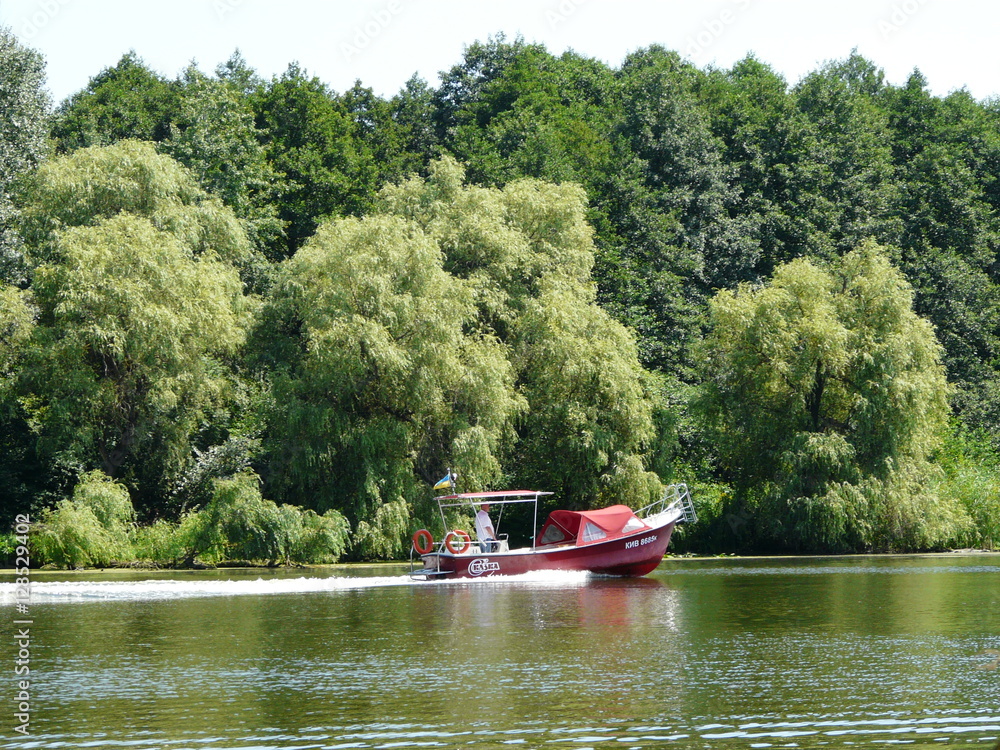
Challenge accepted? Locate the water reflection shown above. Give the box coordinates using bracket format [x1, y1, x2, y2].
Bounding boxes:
[447, 576, 674, 631]
[1, 555, 998, 749]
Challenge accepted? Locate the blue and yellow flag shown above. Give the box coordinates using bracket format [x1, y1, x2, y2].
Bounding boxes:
[433, 471, 455, 491]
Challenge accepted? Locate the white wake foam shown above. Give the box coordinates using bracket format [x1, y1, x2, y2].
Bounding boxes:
[0, 568, 591, 603]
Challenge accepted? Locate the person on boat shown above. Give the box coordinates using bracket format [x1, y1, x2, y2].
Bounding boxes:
[475, 503, 498, 552]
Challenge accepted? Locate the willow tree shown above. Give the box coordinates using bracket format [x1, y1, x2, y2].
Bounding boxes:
[258, 212, 524, 556]
[17, 142, 250, 512]
[381, 156, 664, 509]
[697, 242, 964, 551]
[0, 285, 32, 384]
[258, 157, 662, 557]
[20, 139, 261, 284]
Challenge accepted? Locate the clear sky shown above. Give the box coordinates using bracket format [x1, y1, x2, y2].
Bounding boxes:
[0, 0, 996, 104]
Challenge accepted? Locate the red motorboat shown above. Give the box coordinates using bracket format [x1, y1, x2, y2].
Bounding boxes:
[409, 484, 696, 580]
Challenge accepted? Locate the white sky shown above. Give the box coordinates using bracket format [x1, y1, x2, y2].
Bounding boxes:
[0, 0, 996, 105]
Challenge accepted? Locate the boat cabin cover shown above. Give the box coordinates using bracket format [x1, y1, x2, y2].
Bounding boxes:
[535, 505, 649, 547]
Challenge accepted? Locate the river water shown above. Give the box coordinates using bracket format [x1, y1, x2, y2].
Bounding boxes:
[1, 554, 998, 749]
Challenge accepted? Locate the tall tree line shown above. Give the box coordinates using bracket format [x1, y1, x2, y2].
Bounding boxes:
[2, 30, 998, 561]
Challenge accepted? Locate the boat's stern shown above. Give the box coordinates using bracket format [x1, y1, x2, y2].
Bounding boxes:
[409, 552, 448, 580]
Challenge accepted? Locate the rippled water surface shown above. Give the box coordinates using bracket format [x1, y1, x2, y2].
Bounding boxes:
[1, 554, 998, 749]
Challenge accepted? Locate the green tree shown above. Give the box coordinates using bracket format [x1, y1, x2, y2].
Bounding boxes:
[256, 209, 523, 554]
[214, 49, 264, 97]
[340, 79, 435, 190]
[0, 284, 38, 518]
[617, 46, 751, 290]
[17, 142, 250, 514]
[22, 214, 247, 491]
[0, 29, 49, 516]
[433, 34, 538, 142]
[572, 46, 743, 388]
[20, 139, 258, 280]
[387, 75, 439, 175]
[177, 472, 349, 566]
[933, 424, 1000, 550]
[438, 39, 618, 187]
[882, 73, 1000, 436]
[0, 284, 32, 386]
[0, 27, 49, 284]
[163, 65, 283, 265]
[50, 51, 178, 151]
[251, 64, 377, 257]
[380, 157, 663, 508]
[32, 470, 134, 568]
[255, 157, 662, 556]
[513, 285, 663, 507]
[697, 243, 960, 551]
[705, 53, 898, 277]
[787, 54, 898, 259]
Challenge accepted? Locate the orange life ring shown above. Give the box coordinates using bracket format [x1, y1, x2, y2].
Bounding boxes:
[412, 529, 434, 555]
[444, 529, 471, 554]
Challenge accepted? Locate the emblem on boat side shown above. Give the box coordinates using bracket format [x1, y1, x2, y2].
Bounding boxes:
[469, 558, 501, 576]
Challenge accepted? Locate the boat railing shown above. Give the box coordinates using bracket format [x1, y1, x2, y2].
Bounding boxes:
[636, 483, 697, 525]
[408, 533, 513, 578]
[409, 541, 446, 578]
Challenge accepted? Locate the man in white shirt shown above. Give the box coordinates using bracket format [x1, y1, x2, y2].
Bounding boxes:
[475, 503, 497, 552]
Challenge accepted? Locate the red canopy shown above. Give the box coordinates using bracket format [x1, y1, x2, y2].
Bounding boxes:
[535, 505, 649, 547]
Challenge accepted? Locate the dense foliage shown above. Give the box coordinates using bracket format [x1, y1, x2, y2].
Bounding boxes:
[697, 244, 960, 551]
[3, 31, 999, 565]
[0, 27, 48, 284]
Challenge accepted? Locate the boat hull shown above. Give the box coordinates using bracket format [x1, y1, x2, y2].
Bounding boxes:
[415, 518, 677, 579]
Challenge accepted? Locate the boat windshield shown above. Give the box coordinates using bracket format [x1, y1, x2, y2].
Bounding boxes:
[535, 505, 648, 548]
[435, 491, 553, 548]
